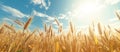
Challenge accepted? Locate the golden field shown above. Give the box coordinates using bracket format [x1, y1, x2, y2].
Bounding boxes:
[0, 16, 120, 52]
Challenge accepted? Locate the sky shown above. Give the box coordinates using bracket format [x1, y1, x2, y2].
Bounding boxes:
[0, 0, 120, 31]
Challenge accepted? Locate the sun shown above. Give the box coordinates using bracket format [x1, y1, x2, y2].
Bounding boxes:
[70, 1, 104, 27]
[80, 3, 98, 15]
[74, 2, 103, 17]
[68, 1, 106, 30]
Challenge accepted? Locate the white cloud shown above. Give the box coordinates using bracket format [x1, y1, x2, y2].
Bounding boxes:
[32, 0, 51, 10]
[3, 18, 13, 22]
[33, 10, 55, 24]
[3, 18, 17, 25]
[58, 13, 70, 20]
[32, 10, 54, 20]
[47, 16, 54, 20]
[109, 10, 120, 22]
[105, 0, 120, 5]
[52, 21, 63, 29]
[110, 21, 120, 28]
[0, 4, 28, 18]
[33, 10, 49, 17]
[45, 20, 49, 23]
[52, 21, 57, 25]
[109, 18, 118, 22]
[58, 14, 66, 19]
[96, 0, 120, 5]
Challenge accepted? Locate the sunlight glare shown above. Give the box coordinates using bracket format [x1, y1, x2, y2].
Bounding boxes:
[70, 1, 104, 28]
[80, 3, 97, 15]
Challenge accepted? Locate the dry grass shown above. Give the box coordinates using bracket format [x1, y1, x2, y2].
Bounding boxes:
[0, 16, 120, 52]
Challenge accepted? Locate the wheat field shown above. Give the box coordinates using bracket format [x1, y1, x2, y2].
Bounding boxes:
[0, 15, 120, 52]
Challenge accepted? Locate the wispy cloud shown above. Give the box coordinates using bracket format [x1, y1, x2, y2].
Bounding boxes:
[52, 21, 57, 25]
[57, 13, 71, 20]
[58, 14, 66, 20]
[105, 0, 120, 5]
[109, 18, 118, 22]
[3, 18, 13, 23]
[0, 4, 28, 18]
[32, 10, 54, 20]
[109, 10, 120, 22]
[3, 17, 26, 28]
[110, 21, 120, 28]
[31, 0, 51, 10]
[32, 10, 55, 24]
[3, 18, 17, 26]
[33, 10, 49, 17]
[47, 16, 54, 20]
[52, 21, 63, 29]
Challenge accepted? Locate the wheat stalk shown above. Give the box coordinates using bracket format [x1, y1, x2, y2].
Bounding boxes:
[24, 28, 37, 44]
[48, 25, 52, 33]
[55, 18, 60, 26]
[70, 21, 73, 33]
[4, 24, 15, 32]
[59, 25, 62, 33]
[115, 28, 120, 33]
[54, 18, 63, 33]
[14, 19, 24, 26]
[97, 22, 102, 34]
[44, 23, 47, 32]
[24, 16, 33, 30]
[115, 11, 120, 20]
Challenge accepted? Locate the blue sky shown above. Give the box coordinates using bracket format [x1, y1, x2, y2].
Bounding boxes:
[0, 0, 120, 31]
